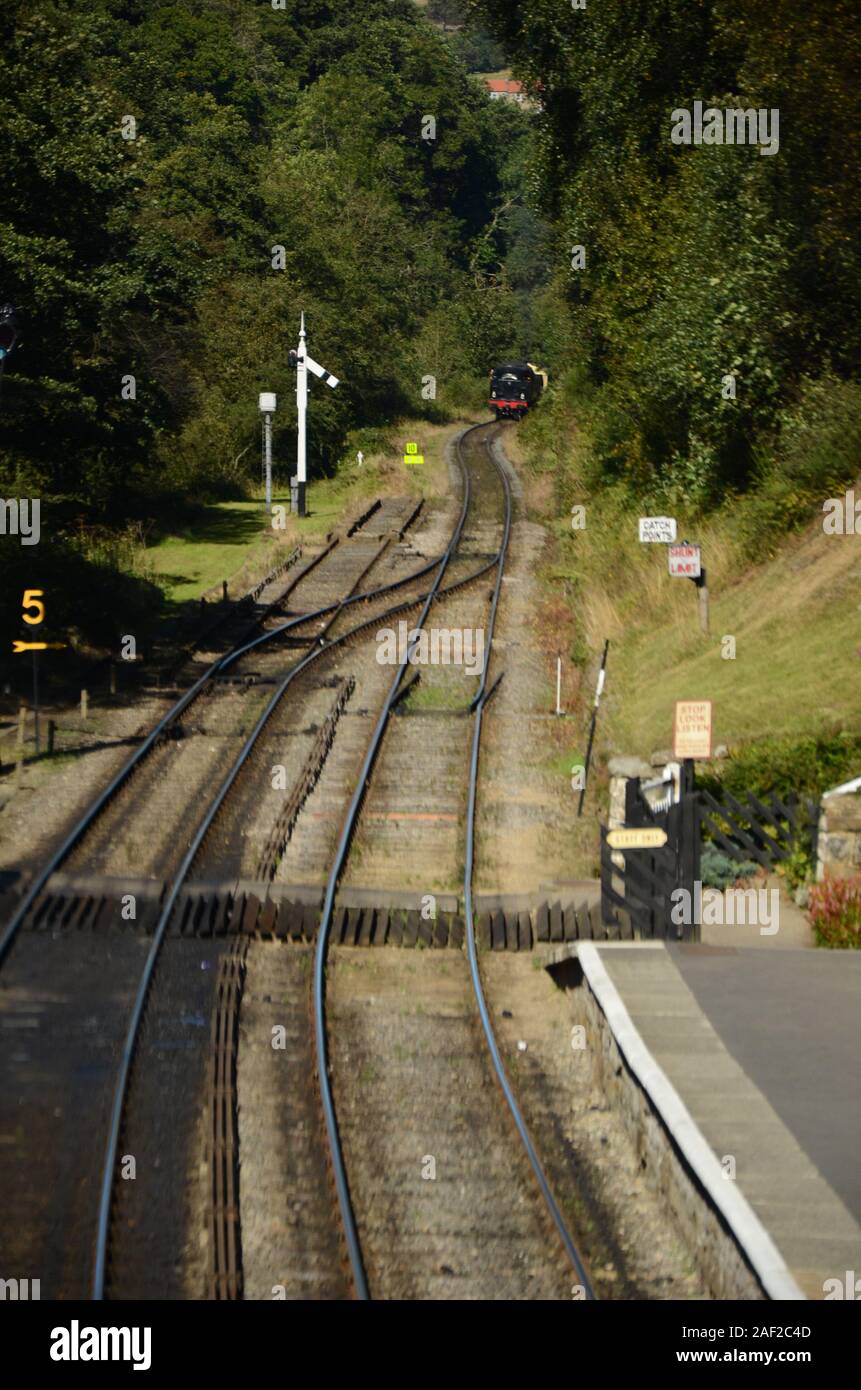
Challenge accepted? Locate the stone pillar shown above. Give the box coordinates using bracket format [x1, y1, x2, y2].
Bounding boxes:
[607, 756, 652, 829]
[816, 791, 861, 881]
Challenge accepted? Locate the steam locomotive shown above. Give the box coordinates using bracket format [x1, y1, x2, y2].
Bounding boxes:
[488, 361, 548, 419]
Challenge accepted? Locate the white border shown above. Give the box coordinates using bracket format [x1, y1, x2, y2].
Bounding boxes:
[576, 942, 806, 1301]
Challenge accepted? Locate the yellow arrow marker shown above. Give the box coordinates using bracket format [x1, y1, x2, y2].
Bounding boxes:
[12, 640, 68, 654]
[606, 826, 668, 850]
[404, 442, 424, 465]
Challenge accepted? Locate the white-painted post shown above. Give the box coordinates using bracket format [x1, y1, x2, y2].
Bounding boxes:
[291, 313, 338, 518]
[296, 313, 307, 516]
[556, 655, 562, 715]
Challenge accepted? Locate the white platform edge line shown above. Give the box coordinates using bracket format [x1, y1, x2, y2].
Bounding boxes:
[576, 942, 806, 1301]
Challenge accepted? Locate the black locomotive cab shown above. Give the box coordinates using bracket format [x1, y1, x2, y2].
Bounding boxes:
[488, 360, 547, 419]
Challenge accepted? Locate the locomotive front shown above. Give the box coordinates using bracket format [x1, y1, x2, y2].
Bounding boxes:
[487, 361, 546, 419]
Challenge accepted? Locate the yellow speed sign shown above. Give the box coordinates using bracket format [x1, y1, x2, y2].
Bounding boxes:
[606, 826, 668, 850]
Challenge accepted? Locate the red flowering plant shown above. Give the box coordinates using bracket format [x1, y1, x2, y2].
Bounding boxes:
[807, 875, 861, 948]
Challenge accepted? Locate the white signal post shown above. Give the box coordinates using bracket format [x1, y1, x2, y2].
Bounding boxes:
[293, 312, 339, 517]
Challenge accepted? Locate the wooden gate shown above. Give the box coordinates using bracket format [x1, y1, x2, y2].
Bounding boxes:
[600, 765, 818, 939]
[600, 762, 700, 940]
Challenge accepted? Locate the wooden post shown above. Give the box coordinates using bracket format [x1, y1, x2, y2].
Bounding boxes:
[578, 640, 609, 816]
[222, 579, 228, 603]
[81, 689, 88, 721]
[110, 663, 117, 695]
[14, 708, 25, 787]
[698, 582, 710, 635]
[678, 759, 699, 942]
[47, 719, 56, 756]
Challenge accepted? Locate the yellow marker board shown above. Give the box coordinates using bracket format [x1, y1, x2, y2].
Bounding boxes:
[404, 441, 424, 465]
[12, 640, 68, 653]
[606, 826, 668, 850]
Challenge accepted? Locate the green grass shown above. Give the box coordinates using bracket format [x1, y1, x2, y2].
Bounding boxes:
[514, 373, 861, 767]
[606, 591, 854, 769]
[520, 450, 861, 761]
[146, 416, 460, 610]
[404, 675, 474, 712]
[147, 495, 286, 606]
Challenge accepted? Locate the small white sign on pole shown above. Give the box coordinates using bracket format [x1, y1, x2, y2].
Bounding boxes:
[668, 543, 702, 578]
[639, 516, 677, 543]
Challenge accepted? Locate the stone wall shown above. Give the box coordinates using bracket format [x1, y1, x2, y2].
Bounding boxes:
[817, 791, 861, 881]
[563, 964, 765, 1301]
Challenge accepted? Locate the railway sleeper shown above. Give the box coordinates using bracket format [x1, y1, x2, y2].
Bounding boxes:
[15, 885, 614, 945]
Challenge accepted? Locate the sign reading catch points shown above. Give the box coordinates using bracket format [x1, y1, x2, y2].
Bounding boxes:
[639, 516, 677, 543]
[673, 699, 713, 760]
[607, 827, 668, 850]
[404, 442, 424, 465]
[669, 543, 702, 578]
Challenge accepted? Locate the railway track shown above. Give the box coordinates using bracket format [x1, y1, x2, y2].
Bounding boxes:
[312, 422, 594, 1299]
[0, 422, 594, 1301]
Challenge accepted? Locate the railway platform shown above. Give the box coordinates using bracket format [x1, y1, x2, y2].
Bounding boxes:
[552, 939, 861, 1301]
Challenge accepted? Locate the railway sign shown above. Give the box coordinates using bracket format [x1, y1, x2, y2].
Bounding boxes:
[639, 516, 677, 543]
[12, 640, 67, 653]
[404, 442, 424, 465]
[606, 826, 668, 850]
[668, 543, 702, 578]
[673, 699, 713, 760]
[291, 313, 339, 517]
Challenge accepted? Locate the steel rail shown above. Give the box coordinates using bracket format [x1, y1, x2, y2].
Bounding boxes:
[0, 501, 465, 966]
[90, 422, 489, 1299]
[311, 423, 487, 1299]
[462, 434, 596, 1298]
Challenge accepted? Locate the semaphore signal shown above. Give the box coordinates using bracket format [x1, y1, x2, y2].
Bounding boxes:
[288, 312, 339, 517]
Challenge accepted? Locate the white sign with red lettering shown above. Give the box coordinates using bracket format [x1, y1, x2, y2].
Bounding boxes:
[668, 543, 701, 578]
[673, 700, 713, 760]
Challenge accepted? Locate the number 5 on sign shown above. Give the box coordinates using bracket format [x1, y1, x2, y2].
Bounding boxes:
[22, 589, 45, 625]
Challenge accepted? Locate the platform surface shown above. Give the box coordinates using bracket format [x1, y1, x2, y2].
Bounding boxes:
[591, 942, 861, 1301]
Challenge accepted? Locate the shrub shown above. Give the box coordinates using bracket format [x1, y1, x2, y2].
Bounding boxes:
[696, 732, 861, 805]
[807, 875, 861, 949]
[700, 844, 758, 890]
[734, 375, 861, 552]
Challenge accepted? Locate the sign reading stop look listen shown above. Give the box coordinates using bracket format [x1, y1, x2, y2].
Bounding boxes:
[674, 699, 713, 760]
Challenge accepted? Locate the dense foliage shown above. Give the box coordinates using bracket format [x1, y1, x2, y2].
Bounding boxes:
[0, 0, 536, 665]
[696, 732, 861, 804]
[0, 0, 523, 509]
[468, 0, 861, 504]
